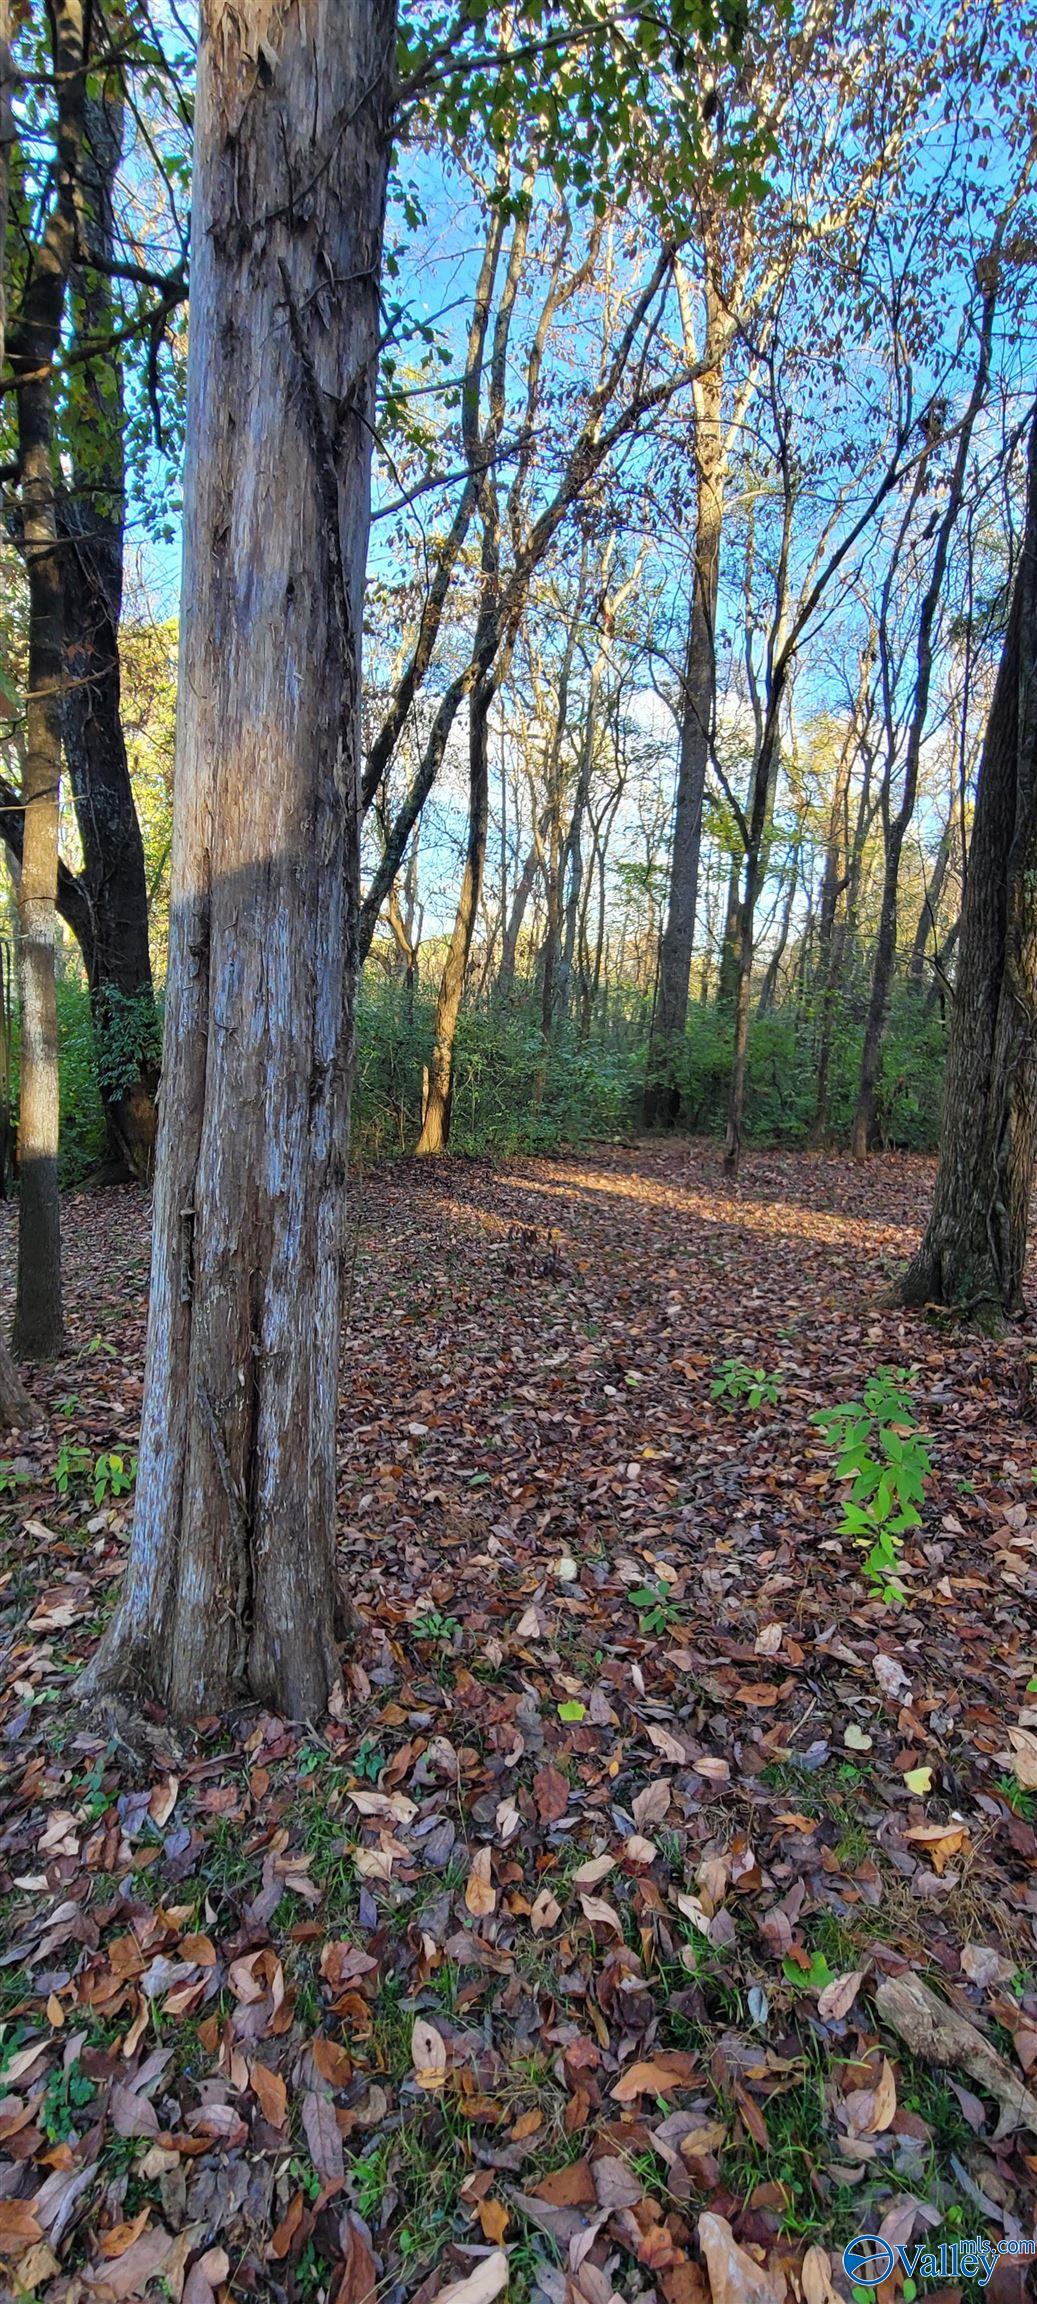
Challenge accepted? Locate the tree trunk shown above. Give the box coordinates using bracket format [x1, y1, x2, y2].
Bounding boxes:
[811, 760, 875, 1147]
[499, 812, 548, 995]
[723, 851, 762, 1178]
[415, 673, 492, 1156]
[7, 0, 88, 1359]
[723, 690, 783, 1178]
[852, 275, 997, 1158]
[902, 412, 1037, 1320]
[908, 818, 952, 989]
[0, 1339, 36, 1430]
[716, 855, 742, 1011]
[60, 92, 159, 1181]
[757, 842, 799, 1013]
[645, 359, 724, 1122]
[556, 650, 603, 1023]
[13, 388, 65, 1358]
[82, 0, 395, 1718]
[851, 813, 905, 1157]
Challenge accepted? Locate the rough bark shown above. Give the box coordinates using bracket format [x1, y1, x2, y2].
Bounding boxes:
[82, 0, 395, 1717]
[0, 1339, 36, 1429]
[645, 356, 724, 1122]
[901, 410, 1037, 1321]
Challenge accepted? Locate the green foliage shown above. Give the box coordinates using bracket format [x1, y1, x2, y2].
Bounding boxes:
[399, 0, 767, 223]
[54, 1438, 136, 1506]
[411, 1609, 461, 1644]
[672, 996, 947, 1149]
[629, 1578, 682, 1633]
[710, 1357, 783, 1409]
[41, 2059, 96, 2144]
[812, 1368, 931, 1606]
[54, 976, 107, 1182]
[94, 987, 161, 1106]
[47, 967, 950, 1184]
[92, 1452, 137, 1506]
[353, 981, 639, 1160]
[54, 1439, 92, 1498]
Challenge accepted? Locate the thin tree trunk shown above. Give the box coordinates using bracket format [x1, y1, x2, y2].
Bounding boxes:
[723, 690, 785, 1178]
[809, 682, 872, 1145]
[646, 358, 724, 1122]
[83, 0, 395, 1717]
[415, 673, 492, 1155]
[852, 273, 998, 1157]
[758, 842, 799, 1012]
[499, 810, 548, 995]
[907, 817, 952, 989]
[716, 855, 742, 1011]
[59, 92, 159, 1180]
[902, 411, 1037, 1320]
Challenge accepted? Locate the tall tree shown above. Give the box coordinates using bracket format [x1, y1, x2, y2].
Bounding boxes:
[902, 408, 1037, 1321]
[84, 0, 395, 1715]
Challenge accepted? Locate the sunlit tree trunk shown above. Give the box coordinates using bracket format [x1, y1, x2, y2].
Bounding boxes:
[83, 0, 395, 1717]
[8, 0, 87, 1358]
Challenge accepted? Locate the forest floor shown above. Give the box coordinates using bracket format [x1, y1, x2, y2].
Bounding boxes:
[2, 1142, 1037, 2304]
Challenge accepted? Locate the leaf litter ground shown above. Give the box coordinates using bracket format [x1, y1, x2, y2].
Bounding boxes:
[2, 1142, 1037, 2304]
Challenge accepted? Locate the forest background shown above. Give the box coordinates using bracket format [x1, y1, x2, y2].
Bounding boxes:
[4, 0, 1036, 1195]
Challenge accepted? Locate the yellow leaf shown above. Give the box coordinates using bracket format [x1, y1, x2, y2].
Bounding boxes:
[465, 1846, 496, 1917]
[412, 2016, 448, 2091]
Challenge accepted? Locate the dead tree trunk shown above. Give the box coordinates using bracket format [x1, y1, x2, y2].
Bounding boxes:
[82, 0, 395, 1718]
[902, 409, 1037, 1321]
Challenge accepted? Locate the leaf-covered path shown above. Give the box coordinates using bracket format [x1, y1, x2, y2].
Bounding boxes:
[2, 1144, 1037, 2302]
